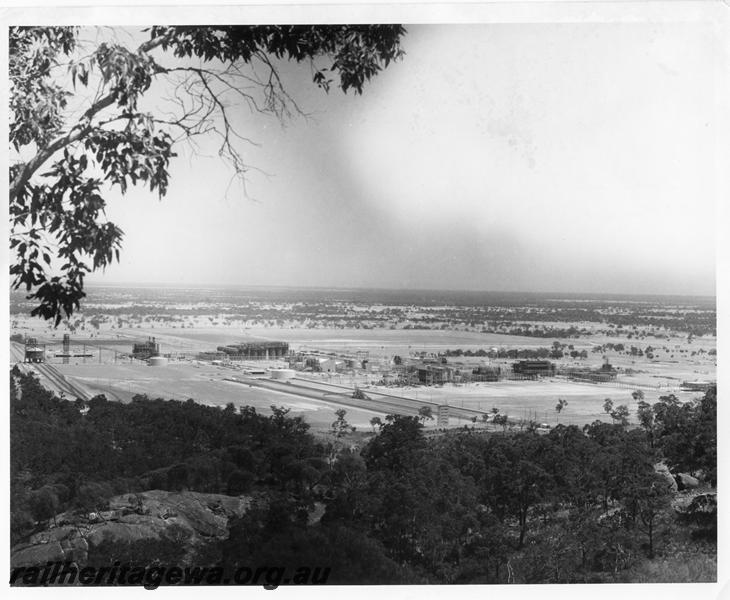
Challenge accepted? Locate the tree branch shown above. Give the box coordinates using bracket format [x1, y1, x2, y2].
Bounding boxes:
[10, 32, 173, 203]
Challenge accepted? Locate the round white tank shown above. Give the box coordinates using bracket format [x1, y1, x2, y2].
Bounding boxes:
[270, 368, 295, 380]
[148, 356, 168, 367]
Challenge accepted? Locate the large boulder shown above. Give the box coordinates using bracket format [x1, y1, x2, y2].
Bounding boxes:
[653, 462, 678, 493]
[676, 473, 700, 490]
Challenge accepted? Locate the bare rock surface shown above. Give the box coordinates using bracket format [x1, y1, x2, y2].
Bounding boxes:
[12, 490, 252, 568]
[676, 473, 700, 490]
[653, 462, 679, 493]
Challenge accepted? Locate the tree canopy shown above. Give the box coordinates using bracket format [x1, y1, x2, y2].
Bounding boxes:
[9, 25, 406, 324]
[10, 369, 717, 583]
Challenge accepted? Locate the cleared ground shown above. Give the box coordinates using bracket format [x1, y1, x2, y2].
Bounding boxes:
[33, 361, 387, 431]
[11, 318, 715, 431]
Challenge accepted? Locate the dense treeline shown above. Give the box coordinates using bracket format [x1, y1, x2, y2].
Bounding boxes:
[10, 368, 716, 583]
[10, 367, 326, 542]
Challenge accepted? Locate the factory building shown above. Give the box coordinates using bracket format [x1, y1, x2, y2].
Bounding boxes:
[472, 365, 501, 382]
[133, 337, 160, 360]
[565, 362, 617, 383]
[512, 360, 556, 378]
[24, 338, 45, 363]
[305, 356, 343, 373]
[417, 365, 453, 385]
[216, 341, 289, 360]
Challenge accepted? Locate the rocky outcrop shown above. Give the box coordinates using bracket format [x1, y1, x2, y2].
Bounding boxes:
[676, 473, 700, 490]
[674, 491, 716, 515]
[653, 462, 679, 493]
[11, 490, 252, 569]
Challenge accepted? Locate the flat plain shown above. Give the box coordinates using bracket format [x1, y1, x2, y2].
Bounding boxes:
[10, 287, 716, 432]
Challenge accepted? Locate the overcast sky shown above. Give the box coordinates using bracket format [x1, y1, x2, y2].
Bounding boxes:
[88, 20, 719, 296]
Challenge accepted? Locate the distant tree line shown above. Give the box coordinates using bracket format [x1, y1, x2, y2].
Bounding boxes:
[441, 345, 589, 360]
[10, 287, 716, 338]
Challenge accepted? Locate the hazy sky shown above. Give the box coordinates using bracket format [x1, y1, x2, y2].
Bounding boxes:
[86, 19, 719, 296]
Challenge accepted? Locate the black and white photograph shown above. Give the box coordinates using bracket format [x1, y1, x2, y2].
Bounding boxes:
[5, 0, 726, 591]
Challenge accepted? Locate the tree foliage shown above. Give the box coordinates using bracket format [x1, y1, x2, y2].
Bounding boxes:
[9, 25, 406, 324]
[651, 388, 717, 484]
[10, 369, 716, 584]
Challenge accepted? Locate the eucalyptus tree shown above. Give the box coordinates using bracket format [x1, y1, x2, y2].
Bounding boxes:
[10, 25, 406, 323]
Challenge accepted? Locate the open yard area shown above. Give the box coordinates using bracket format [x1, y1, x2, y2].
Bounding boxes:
[41, 361, 387, 432]
[11, 300, 715, 431]
[366, 378, 703, 427]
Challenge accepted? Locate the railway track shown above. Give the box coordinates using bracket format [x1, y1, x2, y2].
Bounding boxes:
[223, 376, 400, 416]
[293, 378, 488, 420]
[9, 342, 25, 363]
[289, 377, 484, 415]
[225, 376, 487, 421]
[29, 362, 92, 402]
[11, 342, 115, 402]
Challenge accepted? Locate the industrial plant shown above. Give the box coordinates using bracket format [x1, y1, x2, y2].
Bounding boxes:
[132, 337, 161, 360]
[215, 341, 289, 360]
[23, 338, 45, 363]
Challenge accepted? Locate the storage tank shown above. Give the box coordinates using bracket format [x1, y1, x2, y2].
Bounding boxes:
[270, 368, 296, 381]
[148, 356, 168, 367]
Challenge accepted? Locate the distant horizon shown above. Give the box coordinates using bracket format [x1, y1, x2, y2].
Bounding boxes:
[68, 281, 717, 303]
